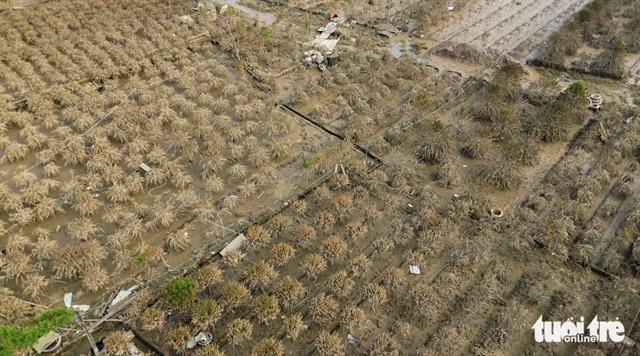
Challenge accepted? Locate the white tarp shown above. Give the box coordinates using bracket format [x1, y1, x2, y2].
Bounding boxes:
[305, 39, 339, 54]
[219, 234, 246, 256]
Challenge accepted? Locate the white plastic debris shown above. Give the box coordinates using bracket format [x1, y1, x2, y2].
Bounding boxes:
[409, 265, 421, 274]
[448, 6, 454, 10]
[347, 334, 361, 343]
[462, 165, 467, 168]
[408, 203, 413, 208]
[453, 193, 460, 198]
[64, 293, 73, 308]
[180, 15, 195, 25]
[72, 305, 90, 312]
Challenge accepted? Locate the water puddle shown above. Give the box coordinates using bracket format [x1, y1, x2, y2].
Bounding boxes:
[390, 40, 415, 58]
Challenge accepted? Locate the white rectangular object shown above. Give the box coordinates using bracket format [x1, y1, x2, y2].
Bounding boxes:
[63, 292, 73, 308]
[219, 233, 246, 256]
[409, 265, 421, 274]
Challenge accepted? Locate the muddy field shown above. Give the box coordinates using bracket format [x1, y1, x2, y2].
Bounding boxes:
[1, 0, 640, 355]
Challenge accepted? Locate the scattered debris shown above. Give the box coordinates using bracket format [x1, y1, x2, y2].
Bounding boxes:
[33, 331, 62, 354]
[64, 292, 73, 308]
[448, 6, 454, 11]
[623, 337, 635, 348]
[105, 285, 139, 315]
[624, 116, 634, 124]
[588, 93, 602, 110]
[347, 334, 361, 343]
[598, 122, 608, 143]
[195, 1, 215, 11]
[179, 15, 195, 25]
[64, 292, 91, 312]
[490, 208, 504, 218]
[330, 13, 341, 22]
[139, 163, 151, 173]
[187, 332, 213, 349]
[219, 233, 247, 256]
[317, 22, 337, 39]
[452, 193, 460, 198]
[376, 24, 400, 38]
[409, 265, 421, 274]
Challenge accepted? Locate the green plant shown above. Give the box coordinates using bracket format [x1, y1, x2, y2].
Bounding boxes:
[431, 120, 444, 132]
[550, 100, 570, 114]
[0, 307, 74, 355]
[567, 81, 587, 96]
[162, 277, 197, 308]
[135, 246, 152, 266]
[302, 154, 323, 169]
[578, 8, 594, 22]
[261, 28, 272, 38]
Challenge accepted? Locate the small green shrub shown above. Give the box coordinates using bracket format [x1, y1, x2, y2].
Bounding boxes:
[162, 277, 197, 308]
[431, 120, 445, 132]
[135, 246, 152, 266]
[567, 82, 587, 96]
[0, 307, 74, 355]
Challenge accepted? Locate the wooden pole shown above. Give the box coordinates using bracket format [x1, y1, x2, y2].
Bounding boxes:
[75, 310, 99, 355]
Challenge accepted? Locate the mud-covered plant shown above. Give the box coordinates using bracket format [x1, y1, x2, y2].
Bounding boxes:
[166, 231, 192, 251]
[350, 254, 372, 279]
[221, 281, 250, 309]
[222, 249, 246, 269]
[253, 293, 280, 325]
[364, 283, 388, 311]
[315, 330, 344, 356]
[342, 305, 366, 329]
[66, 217, 102, 241]
[245, 260, 277, 291]
[245, 225, 272, 253]
[251, 337, 284, 356]
[301, 253, 327, 280]
[329, 271, 355, 300]
[162, 277, 197, 309]
[414, 131, 453, 164]
[283, 313, 307, 341]
[168, 325, 191, 353]
[370, 333, 400, 355]
[310, 293, 339, 325]
[227, 318, 253, 346]
[475, 158, 524, 190]
[345, 219, 368, 239]
[274, 276, 306, 310]
[323, 235, 347, 263]
[269, 214, 292, 233]
[291, 199, 307, 216]
[383, 267, 408, 294]
[314, 210, 336, 230]
[104, 330, 133, 355]
[197, 265, 223, 292]
[293, 223, 317, 249]
[270, 242, 295, 266]
[192, 299, 223, 327]
[196, 343, 225, 356]
[140, 307, 165, 332]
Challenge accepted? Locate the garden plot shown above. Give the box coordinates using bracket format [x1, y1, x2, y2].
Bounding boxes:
[2, 0, 640, 355]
